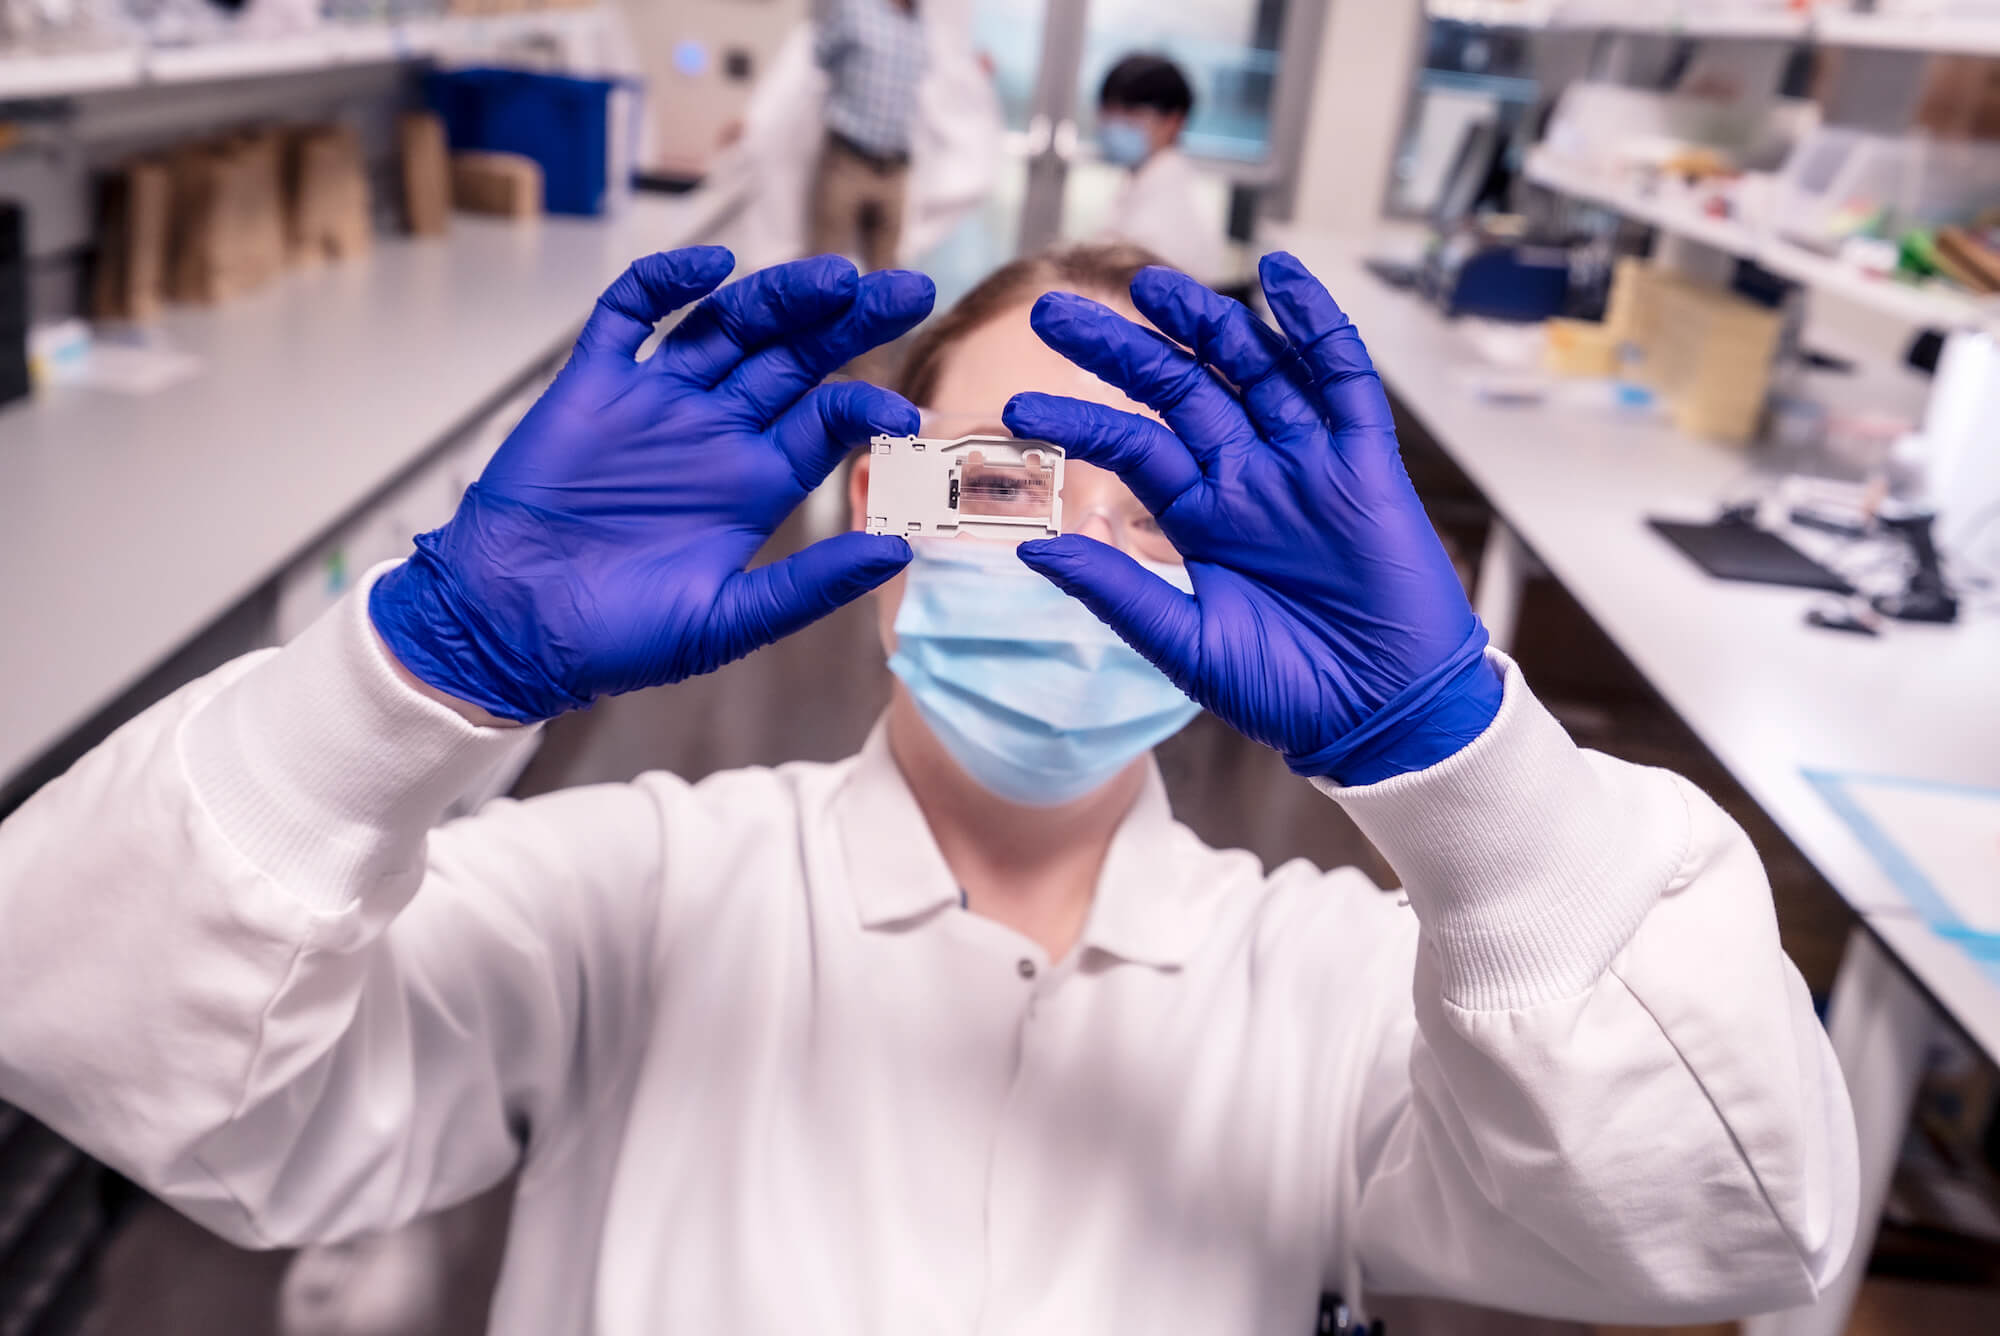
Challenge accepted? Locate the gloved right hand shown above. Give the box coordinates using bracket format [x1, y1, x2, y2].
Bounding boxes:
[1002, 256, 1500, 786]
[370, 248, 933, 723]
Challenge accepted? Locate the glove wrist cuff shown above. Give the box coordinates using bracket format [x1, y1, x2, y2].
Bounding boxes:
[1284, 625, 1501, 784]
[367, 546, 585, 725]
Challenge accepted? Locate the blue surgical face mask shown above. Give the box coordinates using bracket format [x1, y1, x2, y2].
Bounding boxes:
[1097, 118, 1151, 168]
[888, 540, 1200, 807]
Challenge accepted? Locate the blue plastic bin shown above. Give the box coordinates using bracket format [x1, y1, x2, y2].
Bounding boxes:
[426, 68, 627, 216]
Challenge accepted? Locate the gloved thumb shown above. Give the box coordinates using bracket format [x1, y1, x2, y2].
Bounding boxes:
[1017, 535, 1201, 689]
[709, 532, 911, 668]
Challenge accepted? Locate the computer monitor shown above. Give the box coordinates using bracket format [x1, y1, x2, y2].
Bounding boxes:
[1432, 118, 1503, 233]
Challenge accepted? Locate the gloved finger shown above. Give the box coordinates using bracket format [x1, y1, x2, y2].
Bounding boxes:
[719, 269, 935, 423]
[657, 254, 862, 387]
[709, 532, 912, 666]
[1002, 392, 1202, 519]
[574, 247, 737, 361]
[1257, 251, 1396, 437]
[1127, 266, 1321, 443]
[1027, 291, 1256, 470]
[772, 380, 919, 493]
[1017, 535, 1202, 689]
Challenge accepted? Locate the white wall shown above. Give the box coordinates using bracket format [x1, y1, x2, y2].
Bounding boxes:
[1287, 0, 1425, 234]
[615, 0, 810, 175]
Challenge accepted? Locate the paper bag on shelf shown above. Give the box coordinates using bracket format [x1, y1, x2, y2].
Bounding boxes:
[166, 133, 287, 305]
[91, 159, 171, 323]
[399, 112, 452, 237]
[286, 125, 374, 267]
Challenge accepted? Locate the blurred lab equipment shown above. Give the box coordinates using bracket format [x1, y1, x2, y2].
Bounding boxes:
[1647, 515, 1855, 595]
[1873, 509, 1960, 624]
[1907, 328, 2000, 556]
[1370, 120, 1572, 322]
[1431, 235, 1571, 322]
[0, 200, 26, 408]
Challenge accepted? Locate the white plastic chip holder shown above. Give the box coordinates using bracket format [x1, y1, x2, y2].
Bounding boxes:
[864, 434, 1066, 543]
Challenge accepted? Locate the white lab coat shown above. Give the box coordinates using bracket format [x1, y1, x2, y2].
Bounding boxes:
[0, 574, 1857, 1333]
[1098, 145, 1229, 286]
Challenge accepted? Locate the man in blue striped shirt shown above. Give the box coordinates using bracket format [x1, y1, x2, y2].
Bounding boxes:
[810, 0, 927, 272]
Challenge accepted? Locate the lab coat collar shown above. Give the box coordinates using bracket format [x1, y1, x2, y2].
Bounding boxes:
[1076, 764, 1202, 969]
[1135, 143, 1188, 182]
[831, 723, 1205, 968]
[831, 723, 964, 928]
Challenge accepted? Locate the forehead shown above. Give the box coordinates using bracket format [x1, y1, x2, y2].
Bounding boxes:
[923, 294, 1155, 421]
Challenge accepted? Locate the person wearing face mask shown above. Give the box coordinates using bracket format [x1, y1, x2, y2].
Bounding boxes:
[1092, 54, 1226, 286]
[0, 243, 1856, 1333]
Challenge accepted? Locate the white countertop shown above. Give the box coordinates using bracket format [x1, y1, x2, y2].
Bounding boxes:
[0, 196, 705, 784]
[1263, 224, 2000, 935]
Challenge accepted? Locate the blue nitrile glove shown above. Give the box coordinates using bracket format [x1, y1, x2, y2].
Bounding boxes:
[370, 248, 934, 723]
[1002, 254, 1502, 785]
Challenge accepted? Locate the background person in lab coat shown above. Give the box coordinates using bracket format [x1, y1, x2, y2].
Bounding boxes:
[0, 244, 1857, 1333]
[1093, 53, 1226, 285]
[809, 0, 928, 272]
[700, 10, 1001, 277]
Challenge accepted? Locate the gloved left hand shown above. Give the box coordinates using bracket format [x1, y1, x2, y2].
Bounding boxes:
[370, 248, 934, 723]
[1002, 255, 1501, 785]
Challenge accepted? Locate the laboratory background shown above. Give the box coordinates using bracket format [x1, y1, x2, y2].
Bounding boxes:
[0, 0, 1996, 1333]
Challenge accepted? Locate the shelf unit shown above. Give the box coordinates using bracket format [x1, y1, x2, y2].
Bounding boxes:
[1428, 1, 2000, 52]
[0, 9, 603, 100]
[1814, 10, 2000, 54]
[1426, 1, 1810, 38]
[1524, 148, 2000, 330]
[0, 48, 144, 100]
[0, 196, 705, 787]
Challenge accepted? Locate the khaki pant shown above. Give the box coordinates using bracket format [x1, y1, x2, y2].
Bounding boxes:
[808, 132, 909, 272]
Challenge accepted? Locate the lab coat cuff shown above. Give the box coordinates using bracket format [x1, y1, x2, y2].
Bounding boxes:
[180, 562, 540, 915]
[1313, 653, 1689, 1012]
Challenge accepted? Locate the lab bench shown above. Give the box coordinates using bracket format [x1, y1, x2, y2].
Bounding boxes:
[0, 194, 708, 804]
[1264, 220, 2000, 1336]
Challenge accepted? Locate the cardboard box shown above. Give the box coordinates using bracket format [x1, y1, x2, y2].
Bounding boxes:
[1915, 54, 2000, 142]
[1605, 259, 1784, 445]
[451, 151, 545, 217]
[1543, 317, 1621, 378]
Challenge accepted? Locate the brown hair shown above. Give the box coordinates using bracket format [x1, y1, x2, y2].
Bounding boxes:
[895, 241, 1170, 406]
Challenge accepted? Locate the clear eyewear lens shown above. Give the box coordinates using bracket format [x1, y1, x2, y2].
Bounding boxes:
[915, 408, 1180, 564]
[1068, 503, 1182, 566]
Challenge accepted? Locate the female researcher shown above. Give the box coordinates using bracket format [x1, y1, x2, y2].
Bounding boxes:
[0, 246, 1854, 1332]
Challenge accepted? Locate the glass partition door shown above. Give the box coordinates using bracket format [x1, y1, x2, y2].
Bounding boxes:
[933, 0, 1304, 295]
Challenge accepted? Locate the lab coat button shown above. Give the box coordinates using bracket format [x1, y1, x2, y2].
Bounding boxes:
[1017, 958, 1037, 980]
